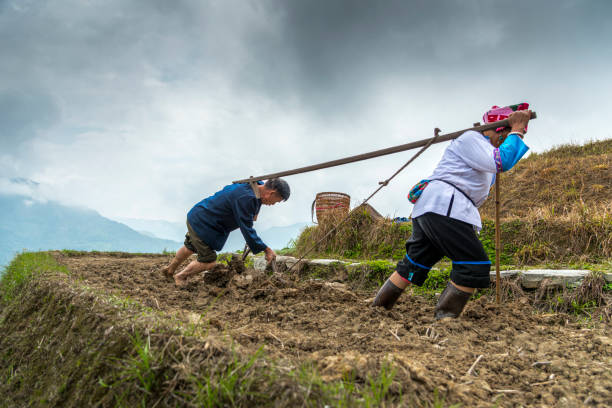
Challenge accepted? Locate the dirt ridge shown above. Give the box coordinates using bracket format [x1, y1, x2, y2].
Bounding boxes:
[1, 252, 608, 407]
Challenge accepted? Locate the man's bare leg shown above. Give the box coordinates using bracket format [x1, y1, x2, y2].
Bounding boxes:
[174, 260, 217, 286]
[161, 246, 194, 278]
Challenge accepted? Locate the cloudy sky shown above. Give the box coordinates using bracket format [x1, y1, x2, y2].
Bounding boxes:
[1, 0, 610, 229]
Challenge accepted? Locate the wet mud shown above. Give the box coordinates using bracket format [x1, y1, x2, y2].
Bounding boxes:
[55, 253, 612, 407]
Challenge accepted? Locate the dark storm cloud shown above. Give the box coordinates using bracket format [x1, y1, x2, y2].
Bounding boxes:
[0, 2, 234, 105]
[239, 0, 612, 119]
[2, 0, 609, 130]
[276, 0, 612, 74]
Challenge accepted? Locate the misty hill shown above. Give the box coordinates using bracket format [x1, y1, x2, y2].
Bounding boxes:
[116, 217, 187, 242]
[0, 194, 181, 266]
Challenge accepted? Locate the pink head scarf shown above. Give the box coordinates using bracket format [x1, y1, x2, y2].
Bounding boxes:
[483, 102, 529, 132]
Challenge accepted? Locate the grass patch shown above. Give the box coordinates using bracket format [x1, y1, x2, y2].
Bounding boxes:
[293, 361, 399, 407]
[346, 260, 395, 288]
[293, 211, 610, 266]
[0, 251, 69, 303]
[124, 332, 161, 397]
[415, 268, 452, 294]
[189, 347, 268, 407]
[362, 362, 397, 407]
[59, 250, 164, 258]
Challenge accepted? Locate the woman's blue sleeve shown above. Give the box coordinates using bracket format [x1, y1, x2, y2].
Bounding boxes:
[499, 133, 529, 171]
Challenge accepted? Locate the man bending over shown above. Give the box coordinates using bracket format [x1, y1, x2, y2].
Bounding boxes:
[161, 178, 290, 286]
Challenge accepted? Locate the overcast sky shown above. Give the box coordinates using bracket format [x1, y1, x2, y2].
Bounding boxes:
[1, 0, 610, 228]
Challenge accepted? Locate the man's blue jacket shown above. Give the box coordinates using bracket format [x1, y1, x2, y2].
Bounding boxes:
[187, 183, 267, 253]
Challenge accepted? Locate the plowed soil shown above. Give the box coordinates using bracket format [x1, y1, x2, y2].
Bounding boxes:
[55, 253, 611, 407]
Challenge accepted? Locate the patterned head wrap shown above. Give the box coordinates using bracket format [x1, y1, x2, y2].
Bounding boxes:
[483, 103, 529, 132]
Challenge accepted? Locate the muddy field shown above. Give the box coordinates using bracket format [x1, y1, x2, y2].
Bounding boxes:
[54, 253, 611, 407]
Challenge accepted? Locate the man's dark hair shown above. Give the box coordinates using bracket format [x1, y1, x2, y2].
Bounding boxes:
[264, 178, 290, 201]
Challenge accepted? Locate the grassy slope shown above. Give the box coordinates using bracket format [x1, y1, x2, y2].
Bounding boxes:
[479, 138, 611, 220]
[291, 139, 611, 266]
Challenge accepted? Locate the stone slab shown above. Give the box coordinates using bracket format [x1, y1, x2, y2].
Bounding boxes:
[510, 269, 591, 289]
[252, 255, 299, 271]
[309, 259, 349, 266]
[489, 270, 519, 280]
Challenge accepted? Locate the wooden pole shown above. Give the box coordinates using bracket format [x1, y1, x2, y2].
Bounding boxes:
[232, 112, 537, 184]
[495, 173, 502, 304]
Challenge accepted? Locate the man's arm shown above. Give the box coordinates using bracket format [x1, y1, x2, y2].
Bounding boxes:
[232, 195, 268, 254]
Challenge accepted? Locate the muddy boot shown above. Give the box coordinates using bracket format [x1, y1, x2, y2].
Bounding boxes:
[372, 279, 404, 310]
[434, 282, 472, 319]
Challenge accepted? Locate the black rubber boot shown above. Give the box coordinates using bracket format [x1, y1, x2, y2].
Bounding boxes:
[434, 281, 473, 319]
[372, 279, 404, 310]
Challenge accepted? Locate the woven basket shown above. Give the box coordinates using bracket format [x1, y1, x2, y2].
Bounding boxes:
[311, 192, 350, 223]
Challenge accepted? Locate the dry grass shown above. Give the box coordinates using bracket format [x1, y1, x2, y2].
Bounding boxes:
[293, 139, 611, 265]
[493, 276, 525, 303]
[479, 138, 611, 264]
[480, 138, 611, 220]
[293, 210, 611, 265]
[293, 208, 412, 260]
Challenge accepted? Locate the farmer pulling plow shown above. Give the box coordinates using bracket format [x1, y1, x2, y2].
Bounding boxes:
[162, 103, 535, 320]
[373, 104, 532, 318]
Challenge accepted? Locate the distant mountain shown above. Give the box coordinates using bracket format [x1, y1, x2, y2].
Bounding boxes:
[116, 217, 187, 242]
[256, 222, 310, 250]
[0, 194, 181, 267]
[117, 217, 311, 253]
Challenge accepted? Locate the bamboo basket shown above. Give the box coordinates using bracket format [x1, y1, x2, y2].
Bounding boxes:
[311, 192, 351, 224]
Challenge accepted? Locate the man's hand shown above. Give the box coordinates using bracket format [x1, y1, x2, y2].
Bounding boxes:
[508, 110, 531, 135]
[264, 247, 277, 263]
